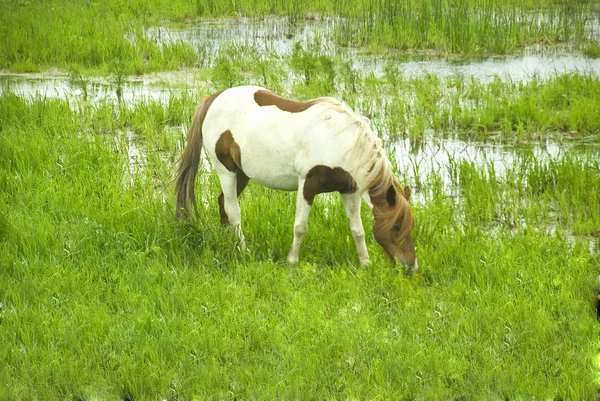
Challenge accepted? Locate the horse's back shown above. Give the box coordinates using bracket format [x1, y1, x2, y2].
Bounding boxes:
[202, 86, 358, 190]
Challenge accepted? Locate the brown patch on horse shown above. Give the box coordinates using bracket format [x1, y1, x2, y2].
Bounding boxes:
[303, 166, 358, 205]
[254, 90, 319, 113]
[218, 170, 250, 225]
[176, 89, 225, 220]
[215, 130, 242, 172]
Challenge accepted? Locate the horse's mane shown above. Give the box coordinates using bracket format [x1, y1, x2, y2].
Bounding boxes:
[312, 97, 395, 197]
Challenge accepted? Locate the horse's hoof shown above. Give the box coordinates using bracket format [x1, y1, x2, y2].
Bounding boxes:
[287, 255, 299, 264]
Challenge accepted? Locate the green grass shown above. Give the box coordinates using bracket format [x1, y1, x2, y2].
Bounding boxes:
[1, 85, 599, 399]
[584, 42, 600, 58]
[0, 3, 201, 74]
[0, 0, 596, 72]
[1, 2, 599, 398]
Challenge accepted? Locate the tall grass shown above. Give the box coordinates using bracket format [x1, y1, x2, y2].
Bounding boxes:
[333, 0, 591, 54]
[0, 4, 200, 74]
[1, 86, 599, 399]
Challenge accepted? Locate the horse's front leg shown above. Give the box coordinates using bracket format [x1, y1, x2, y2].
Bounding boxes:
[342, 193, 370, 266]
[287, 178, 311, 264]
[218, 170, 247, 250]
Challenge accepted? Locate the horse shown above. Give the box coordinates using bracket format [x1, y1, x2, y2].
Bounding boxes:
[175, 85, 417, 268]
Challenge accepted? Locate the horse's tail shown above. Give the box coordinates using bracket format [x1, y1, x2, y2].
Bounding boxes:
[175, 95, 211, 220]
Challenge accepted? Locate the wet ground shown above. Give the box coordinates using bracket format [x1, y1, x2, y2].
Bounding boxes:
[3, 47, 599, 103]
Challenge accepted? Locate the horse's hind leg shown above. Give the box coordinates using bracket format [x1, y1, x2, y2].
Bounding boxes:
[342, 193, 370, 265]
[218, 170, 249, 250]
[287, 178, 311, 264]
[218, 170, 249, 224]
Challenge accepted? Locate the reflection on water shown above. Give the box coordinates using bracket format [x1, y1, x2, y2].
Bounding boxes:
[367, 53, 600, 83]
[146, 17, 343, 55]
[394, 135, 568, 192]
[2, 52, 599, 104]
[0, 74, 188, 105]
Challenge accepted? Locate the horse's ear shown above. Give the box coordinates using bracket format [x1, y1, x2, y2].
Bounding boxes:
[404, 186, 411, 201]
[386, 185, 396, 206]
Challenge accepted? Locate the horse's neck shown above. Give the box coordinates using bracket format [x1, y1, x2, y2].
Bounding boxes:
[354, 175, 390, 211]
[340, 121, 392, 196]
[366, 172, 399, 209]
[348, 146, 395, 198]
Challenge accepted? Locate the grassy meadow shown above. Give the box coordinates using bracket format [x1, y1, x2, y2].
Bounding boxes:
[2, 0, 600, 400]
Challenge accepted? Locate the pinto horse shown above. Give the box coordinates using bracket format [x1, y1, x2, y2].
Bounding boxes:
[175, 86, 417, 268]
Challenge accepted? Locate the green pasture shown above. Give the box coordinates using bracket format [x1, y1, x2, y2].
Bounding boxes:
[1, 75, 599, 399]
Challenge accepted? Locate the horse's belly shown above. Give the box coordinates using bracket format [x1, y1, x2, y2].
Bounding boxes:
[251, 172, 299, 191]
[239, 154, 296, 190]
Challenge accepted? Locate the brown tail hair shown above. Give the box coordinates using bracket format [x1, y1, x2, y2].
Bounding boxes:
[175, 94, 214, 220]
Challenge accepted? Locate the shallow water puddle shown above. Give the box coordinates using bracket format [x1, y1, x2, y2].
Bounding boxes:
[394, 135, 574, 192]
[146, 16, 344, 56]
[3, 53, 599, 105]
[0, 71, 197, 104]
[367, 52, 600, 83]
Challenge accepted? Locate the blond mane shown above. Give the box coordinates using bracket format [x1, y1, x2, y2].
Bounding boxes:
[310, 97, 396, 197]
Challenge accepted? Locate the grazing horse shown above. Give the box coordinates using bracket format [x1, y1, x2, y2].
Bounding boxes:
[175, 85, 417, 268]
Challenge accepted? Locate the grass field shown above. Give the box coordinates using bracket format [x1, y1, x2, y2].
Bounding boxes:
[1, 0, 600, 399]
[1, 76, 599, 399]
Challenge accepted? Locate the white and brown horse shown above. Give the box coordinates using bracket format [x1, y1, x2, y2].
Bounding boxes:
[176, 85, 417, 268]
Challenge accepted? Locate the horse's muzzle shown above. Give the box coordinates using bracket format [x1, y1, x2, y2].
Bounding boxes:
[398, 258, 418, 273]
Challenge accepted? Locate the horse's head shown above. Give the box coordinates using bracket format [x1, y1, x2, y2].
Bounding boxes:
[372, 183, 417, 269]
